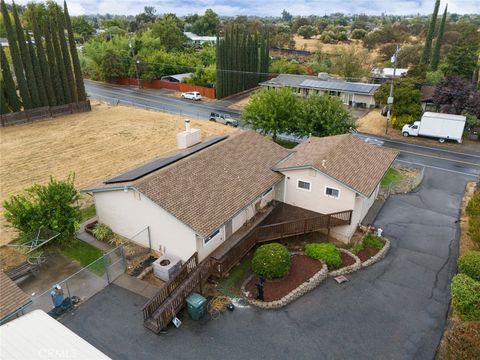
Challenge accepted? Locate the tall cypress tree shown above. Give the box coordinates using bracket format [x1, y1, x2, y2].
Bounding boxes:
[431, 5, 447, 71]
[0, 0, 32, 109]
[44, 17, 65, 105]
[64, 1, 86, 101]
[11, 1, 41, 108]
[0, 44, 21, 111]
[30, 3, 56, 106]
[420, 0, 440, 65]
[1, 79, 10, 114]
[26, 30, 49, 107]
[48, 4, 71, 104]
[55, 4, 76, 102]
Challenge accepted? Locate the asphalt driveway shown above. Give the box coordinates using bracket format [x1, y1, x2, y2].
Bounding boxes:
[62, 168, 468, 360]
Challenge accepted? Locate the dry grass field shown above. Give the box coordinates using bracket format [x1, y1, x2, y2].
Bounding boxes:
[0, 102, 235, 245]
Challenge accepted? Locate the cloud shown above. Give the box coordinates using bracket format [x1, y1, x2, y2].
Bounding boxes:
[13, 0, 479, 16]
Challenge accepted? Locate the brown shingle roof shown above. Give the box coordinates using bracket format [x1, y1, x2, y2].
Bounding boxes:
[134, 131, 290, 236]
[275, 134, 398, 197]
[0, 272, 31, 322]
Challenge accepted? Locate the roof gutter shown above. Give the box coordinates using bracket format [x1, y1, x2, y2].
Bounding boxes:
[80, 185, 133, 194]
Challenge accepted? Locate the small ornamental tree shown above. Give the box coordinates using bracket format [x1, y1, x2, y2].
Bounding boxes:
[3, 174, 81, 242]
[433, 76, 477, 115]
[305, 243, 342, 269]
[251, 243, 291, 279]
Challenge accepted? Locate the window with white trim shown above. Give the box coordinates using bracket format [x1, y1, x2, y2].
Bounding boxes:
[297, 180, 311, 191]
[325, 186, 340, 198]
[203, 229, 220, 246]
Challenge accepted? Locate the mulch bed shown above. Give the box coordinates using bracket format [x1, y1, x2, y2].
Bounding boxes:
[339, 251, 356, 267]
[356, 248, 380, 262]
[245, 255, 323, 302]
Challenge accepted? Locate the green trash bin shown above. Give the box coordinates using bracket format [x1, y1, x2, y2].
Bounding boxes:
[186, 293, 207, 320]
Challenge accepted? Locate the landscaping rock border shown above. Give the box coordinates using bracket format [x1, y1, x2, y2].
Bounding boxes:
[361, 238, 391, 268]
[241, 253, 328, 309]
[328, 249, 361, 277]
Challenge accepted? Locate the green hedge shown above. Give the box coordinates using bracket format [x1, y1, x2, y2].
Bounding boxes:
[451, 274, 480, 321]
[305, 243, 342, 269]
[458, 251, 480, 281]
[251, 243, 291, 279]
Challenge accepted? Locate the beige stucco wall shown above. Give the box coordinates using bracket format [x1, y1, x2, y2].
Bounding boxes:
[281, 168, 378, 243]
[93, 189, 197, 261]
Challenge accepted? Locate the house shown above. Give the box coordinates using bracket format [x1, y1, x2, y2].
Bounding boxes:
[421, 85, 437, 112]
[371, 67, 409, 84]
[160, 73, 194, 83]
[0, 310, 111, 359]
[260, 74, 380, 108]
[184, 32, 216, 45]
[83, 129, 397, 262]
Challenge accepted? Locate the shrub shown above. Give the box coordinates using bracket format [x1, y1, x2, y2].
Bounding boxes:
[349, 243, 364, 255]
[391, 114, 414, 129]
[92, 223, 113, 242]
[458, 251, 480, 281]
[363, 234, 384, 250]
[451, 274, 480, 321]
[466, 192, 480, 218]
[251, 243, 291, 279]
[469, 217, 480, 244]
[305, 243, 342, 269]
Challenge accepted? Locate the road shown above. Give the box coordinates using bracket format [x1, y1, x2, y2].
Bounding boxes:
[85, 80, 480, 179]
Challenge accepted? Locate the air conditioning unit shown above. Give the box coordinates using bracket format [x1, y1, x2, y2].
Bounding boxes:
[152, 253, 183, 281]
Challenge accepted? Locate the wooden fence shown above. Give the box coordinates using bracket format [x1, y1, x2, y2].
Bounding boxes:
[142, 209, 352, 333]
[0, 100, 91, 127]
[109, 77, 216, 99]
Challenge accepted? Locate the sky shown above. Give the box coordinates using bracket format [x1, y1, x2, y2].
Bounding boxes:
[15, 0, 480, 16]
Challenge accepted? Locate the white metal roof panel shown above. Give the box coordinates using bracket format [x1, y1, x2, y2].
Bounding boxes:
[300, 79, 379, 94]
[0, 310, 111, 360]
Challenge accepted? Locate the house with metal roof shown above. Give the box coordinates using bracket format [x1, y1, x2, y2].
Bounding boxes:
[184, 32, 216, 44]
[160, 73, 194, 83]
[82, 128, 397, 262]
[260, 74, 380, 109]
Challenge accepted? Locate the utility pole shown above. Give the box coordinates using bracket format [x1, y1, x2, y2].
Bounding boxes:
[386, 44, 400, 135]
[128, 34, 141, 90]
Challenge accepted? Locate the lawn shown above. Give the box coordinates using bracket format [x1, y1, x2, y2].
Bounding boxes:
[0, 101, 235, 245]
[59, 238, 106, 275]
[381, 167, 403, 187]
[218, 256, 252, 296]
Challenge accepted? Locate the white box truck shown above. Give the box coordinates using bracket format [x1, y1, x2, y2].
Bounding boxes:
[401, 112, 466, 143]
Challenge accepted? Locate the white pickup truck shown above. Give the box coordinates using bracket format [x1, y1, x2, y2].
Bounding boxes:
[401, 112, 466, 143]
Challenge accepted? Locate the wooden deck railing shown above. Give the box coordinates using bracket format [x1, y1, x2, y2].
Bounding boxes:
[143, 209, 353, 333]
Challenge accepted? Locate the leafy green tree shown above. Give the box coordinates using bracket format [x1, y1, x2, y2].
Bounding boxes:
[64, 1, 86, 101]
[420, 0, 440, 65]
[26, 30, 49, 107]
[431, 5, 447, 71]
[12, 1, 41, 107]
[101, 48, 128, 80]
[296, 94, 354, 137]
[191, 9, 219, 36]
[330, 45, 370, 80]
[151, 15, 187, 51]
[269, 58, 307, 75]
[350, 29, 367, 40]
[297, 25, 316, 39]
[442, 26, 480, 80]
[1, 0, 32, 109]
[3, 174, 81, 242]
[242, 87, 298, 140]
[281, 10, 292, 23]
[70, 16, 94, 40]
[0, 44, 21, 111]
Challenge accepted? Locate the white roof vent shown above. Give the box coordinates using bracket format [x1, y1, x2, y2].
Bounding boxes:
[177, 119, 201, 149]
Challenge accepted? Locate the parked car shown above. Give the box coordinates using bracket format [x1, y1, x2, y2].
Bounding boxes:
[181, 92, 202, 101]
[209, 112, 238, 127]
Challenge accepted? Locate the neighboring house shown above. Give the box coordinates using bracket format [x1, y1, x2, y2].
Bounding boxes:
[260, 74, 380, 108]
[160, 73, 194, 83]
[184, 32, 216, 44]
[371, 67, 409, 84]
[0, 38, 8, 47]
[83, 130, 397, 262]
[421, 85, 437, 112]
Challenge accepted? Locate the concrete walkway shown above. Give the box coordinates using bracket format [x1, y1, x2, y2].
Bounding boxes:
[113, 273, 159, 299]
